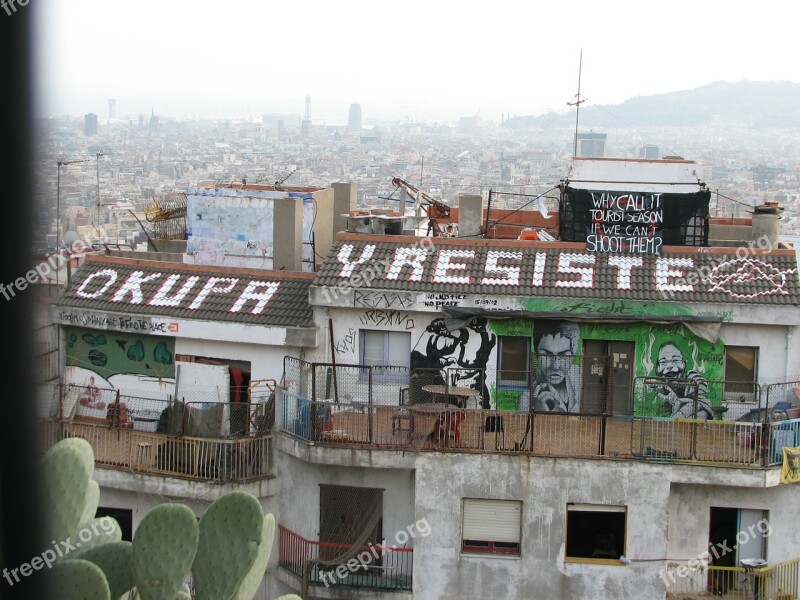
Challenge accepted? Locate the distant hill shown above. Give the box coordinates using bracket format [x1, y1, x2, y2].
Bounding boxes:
[504, 81, 800, 129]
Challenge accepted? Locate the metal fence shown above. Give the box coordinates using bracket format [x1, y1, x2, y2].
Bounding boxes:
[41, 420, 271, 483]
[278, 525, 413, 592]
[665, 557, 800, 599]
[54, 383, 272, 439]
[281, 391, 793, 466]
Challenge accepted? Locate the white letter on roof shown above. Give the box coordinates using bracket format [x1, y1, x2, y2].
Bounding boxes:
[608, 256, 644, 290]
[75, 269, 118, 299]
[188, 277, 239, 310]
[111, 270, 162, 304]
[386, 247, 429, 281]
[230, 281, 281, 315]
[337, 244, 376, 278]
[554, 253, 596, 288]
[148, 274, 200, 307]
[481, 250, 522, 286]
[656, 257, 694, 292]
[433, 249, 474, 285]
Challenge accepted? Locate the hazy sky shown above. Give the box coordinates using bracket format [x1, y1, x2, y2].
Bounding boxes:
[33, 0, 800, 124]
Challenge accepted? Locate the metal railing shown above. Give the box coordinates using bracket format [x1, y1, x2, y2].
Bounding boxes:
[278, 525, 413, 591]
[665, 557, 800, 599]
[281, 392, 791, 467]
[40, 420, 272, 483]
[55, 383, 269, 439]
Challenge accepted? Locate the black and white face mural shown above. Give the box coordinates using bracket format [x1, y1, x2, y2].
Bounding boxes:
[533, 321, 581, 413]
[410, 317, 496, 408]
[650, 341, 714, 419]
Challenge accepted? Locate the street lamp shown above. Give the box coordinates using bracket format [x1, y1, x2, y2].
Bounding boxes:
[55, 158, 90, 284]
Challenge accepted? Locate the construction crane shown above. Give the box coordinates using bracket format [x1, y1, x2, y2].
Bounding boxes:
[390, 177, 454, 236]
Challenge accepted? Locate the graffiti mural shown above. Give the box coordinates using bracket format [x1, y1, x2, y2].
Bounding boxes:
[532, 321, 581, 413]
[582, 322, 724, 418]
[410, 317, 496, 408]
[65, 327, 175, 380]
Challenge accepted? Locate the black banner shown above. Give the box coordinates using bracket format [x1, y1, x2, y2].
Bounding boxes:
[559, 187, 710, 254]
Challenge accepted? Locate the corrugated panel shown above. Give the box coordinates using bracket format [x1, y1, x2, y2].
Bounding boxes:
[462, 499, 521, 543]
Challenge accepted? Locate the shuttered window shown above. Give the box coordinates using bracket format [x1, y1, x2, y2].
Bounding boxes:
[461, 498, 521, 555]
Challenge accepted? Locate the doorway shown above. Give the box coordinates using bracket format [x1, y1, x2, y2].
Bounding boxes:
[709, 506, 768, 568]
[582, 340, 634, 415]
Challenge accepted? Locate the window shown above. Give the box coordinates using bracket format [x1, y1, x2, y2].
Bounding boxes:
[360, 330, 411, 381]
[497, 336, 530, 385]
[724, 346, 758, 396]
[565, 503, 626, 563]
[95, 507, 132, 541]
[461, 498, 521, 556]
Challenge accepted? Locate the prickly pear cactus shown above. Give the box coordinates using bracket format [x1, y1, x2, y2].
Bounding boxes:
[42, 437, 96, 542]
[131, 503, 199, 600]
[48, 559, 111, 600]
[44, 438, 302, 600]
[76, 541, 134, 599]
[192, 491, 264, 600]
[232, 513, 274, 600]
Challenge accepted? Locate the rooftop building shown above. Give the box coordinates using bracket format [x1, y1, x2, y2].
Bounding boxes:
[38, 156, 800, 600]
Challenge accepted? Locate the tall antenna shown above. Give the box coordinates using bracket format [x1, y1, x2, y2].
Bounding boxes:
[567, 49, 585, 157]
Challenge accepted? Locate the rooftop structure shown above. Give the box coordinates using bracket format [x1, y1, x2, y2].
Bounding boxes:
[38, 157, 800, 600]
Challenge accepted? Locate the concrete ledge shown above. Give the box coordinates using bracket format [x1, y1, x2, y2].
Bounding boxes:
[94, 466, 279, 501]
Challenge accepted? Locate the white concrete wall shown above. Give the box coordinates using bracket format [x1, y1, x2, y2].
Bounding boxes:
[719, 323, 797, 382]
[176, 337, 301, 384]
[276, 452, 415, 547]
[667, 482, 800, 565]
[411, 454, 672, 600]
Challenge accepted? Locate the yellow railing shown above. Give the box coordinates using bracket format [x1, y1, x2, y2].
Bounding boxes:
[40, 420, 272, 483]
[665, 557, 800, 599]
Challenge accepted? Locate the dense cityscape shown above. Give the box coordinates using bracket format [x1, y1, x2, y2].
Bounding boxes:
[34, 94, 800, 255]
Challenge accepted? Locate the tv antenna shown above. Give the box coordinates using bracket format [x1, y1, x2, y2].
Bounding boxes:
[567, 49, 586, 157]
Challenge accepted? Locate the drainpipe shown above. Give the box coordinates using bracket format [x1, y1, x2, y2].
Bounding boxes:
[786, 327, 794, 382]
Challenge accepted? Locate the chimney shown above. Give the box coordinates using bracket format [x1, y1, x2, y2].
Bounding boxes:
[751, 202, 783, 250]
[332, 182, 357, 236]
[273, 196, 304, 271]
[457, 194, 482, 238]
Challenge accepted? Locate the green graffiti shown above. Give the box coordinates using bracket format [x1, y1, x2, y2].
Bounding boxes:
[65, 327, 175, 380]
[153, 341, 173, 365]
[126, 340, 145, 362]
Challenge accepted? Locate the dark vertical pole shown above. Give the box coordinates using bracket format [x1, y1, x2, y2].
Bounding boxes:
[328, 318, 339, 403]
[0, 3, 47, 597]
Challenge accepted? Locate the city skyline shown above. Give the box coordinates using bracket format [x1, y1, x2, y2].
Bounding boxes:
[33, 0, 800, 124]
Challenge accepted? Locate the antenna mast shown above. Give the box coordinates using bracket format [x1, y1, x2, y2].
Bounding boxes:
[568, 49, 585, 157]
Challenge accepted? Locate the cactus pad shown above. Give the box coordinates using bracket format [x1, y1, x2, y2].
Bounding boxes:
[193, 491, 264, 600]
[132, 503, 199, 600]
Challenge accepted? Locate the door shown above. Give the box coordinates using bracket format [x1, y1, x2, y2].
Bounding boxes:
[610, 342, 634, 415]
[709, 507, 768, 568]
[582, 340, 609, 414]
[582, 340, 635, 415]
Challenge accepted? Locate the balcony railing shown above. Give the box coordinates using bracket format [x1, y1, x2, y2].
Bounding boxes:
[40, 383, 275, 482]
[40, 420, 272, 483]
[281, 391, 800, 468]
[665, 557, 800, 599]
[278, 525, 413, 592]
